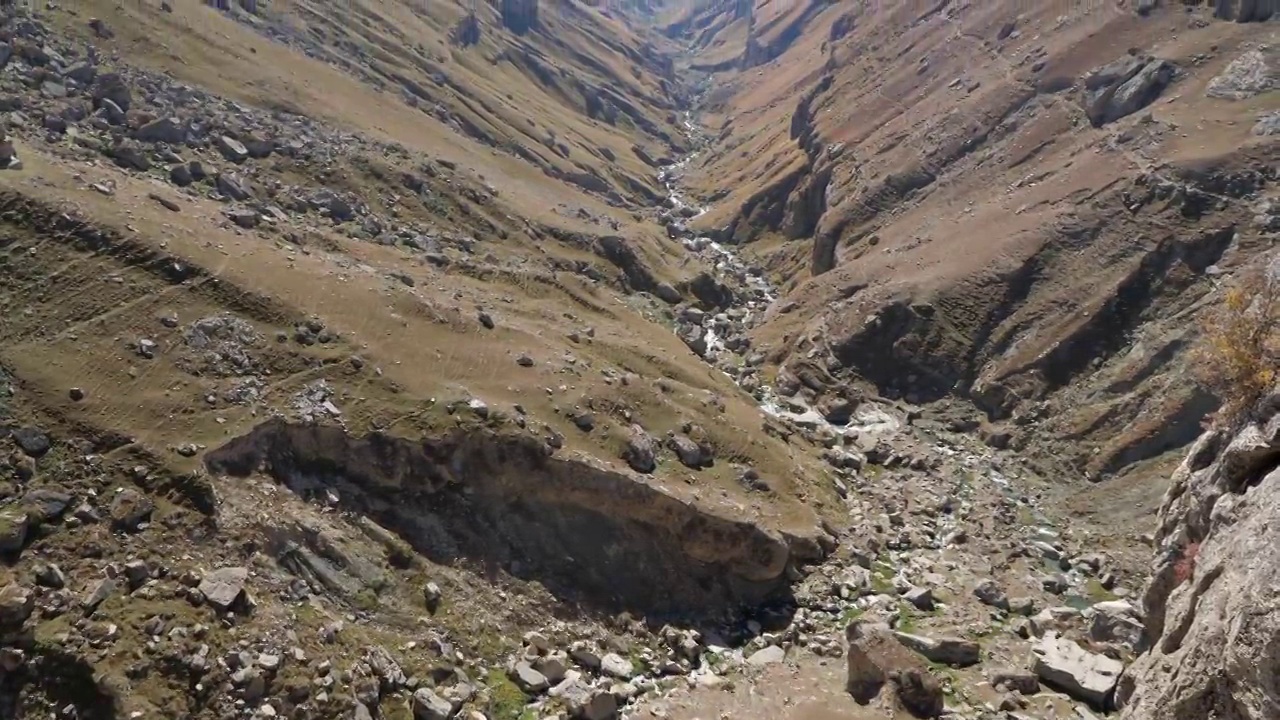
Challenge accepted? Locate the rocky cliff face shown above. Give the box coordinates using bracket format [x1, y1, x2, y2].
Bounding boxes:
[500, 0, 539, 35]
[205, 419, 812, 620]
[1117, 387, 1280, 718]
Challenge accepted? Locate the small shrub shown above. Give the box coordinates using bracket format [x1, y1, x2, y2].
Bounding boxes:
[484, 673, 533, 720]
[1173, 541, 1200, 585]
[1195, 271, 1279, 421]
[352, 588, 380, 612]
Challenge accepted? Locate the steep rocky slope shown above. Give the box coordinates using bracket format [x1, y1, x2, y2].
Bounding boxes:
[1118, 383, 1280, 719]
[670, 0, 1279, 485]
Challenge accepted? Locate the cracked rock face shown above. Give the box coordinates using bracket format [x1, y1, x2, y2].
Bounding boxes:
[1117, 388, 1280, 719]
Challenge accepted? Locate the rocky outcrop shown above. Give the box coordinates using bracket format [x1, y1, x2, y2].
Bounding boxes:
[205, 420, 810, 619]
[500, 0, 539, 35]
[1134, 0, 1277, 21]
[1117, 387, 1280, 718]
[1082, 54, 1175, 127]
[1206, 48, 1278, 101]
[1211, 0, 1279, 22]
[449, 12, 481, 47]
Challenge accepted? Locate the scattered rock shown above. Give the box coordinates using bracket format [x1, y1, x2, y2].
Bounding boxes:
[412, 688, 453, 720]
[109, 488, 154, 532]
[974, 578, 1010, 610]
[511, 661, 549, 692]
[600, 653, 635, 679]
[199, 566, 249, 611]
[12, 427, 50, 457]
[216, 135, 250, 162]
[0, 511, 30, 553]
[746, 645, 786, 666]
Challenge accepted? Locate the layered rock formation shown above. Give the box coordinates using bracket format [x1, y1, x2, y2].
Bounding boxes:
[1117, 387, 1280, 718]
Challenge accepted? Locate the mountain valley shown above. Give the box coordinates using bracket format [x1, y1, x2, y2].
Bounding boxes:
[0, 2, 1276, 720]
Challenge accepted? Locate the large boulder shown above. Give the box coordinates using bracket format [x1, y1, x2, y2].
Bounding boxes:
[1082, 54, 1174, 126]
[1032, 632, 1124, 709]
[621, 424, 657, 474]
[892, 632, 981, 667]
[846, 621, 945, 718]
[1117, 387, 1280, 719]
[198, 566, 249, 611]
[1087, 600, 1144, 650]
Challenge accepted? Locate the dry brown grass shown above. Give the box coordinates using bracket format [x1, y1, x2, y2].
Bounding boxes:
[1195, 269, 1279, 422]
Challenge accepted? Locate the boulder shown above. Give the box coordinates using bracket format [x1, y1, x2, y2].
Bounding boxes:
[599, 653, 634, 679]
[892, 632, 981, 667]
[1032, 632, 1123, 709]
[109, 488, 154, 531]
[990, 668, 1040, 695]
[1088, 600, 1144, 649]
[974, 578, 1010, 610]
[654, 282, 682, 304]
[216, 135, 249, 162]
[91, 72, 131, 112]
[411, 688, 452, 720]
[846, 621, 945, 717]
[554, 677, 617, 720]
[746, 645, 786, 666]
[677, 324, 707, 357]
[0, 511, 29, 553]
[622, 424, 657, 473]
[81, 577, 117, 615]
[215, 172, 254, 201]
[1205, 49, 1278, 101]
[1083, 55, 1174, 127]
[12, 427, 50, 457]
[134, 117, 186, 144]
[199, 566, 249, 611]
[0, 583, 34, 631]
[511, 661, 549, 692]
[904, 587, 934, 611]
[667, 433, 710, 468]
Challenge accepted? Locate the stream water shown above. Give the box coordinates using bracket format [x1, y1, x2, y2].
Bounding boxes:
[654, 113, 901, 440]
